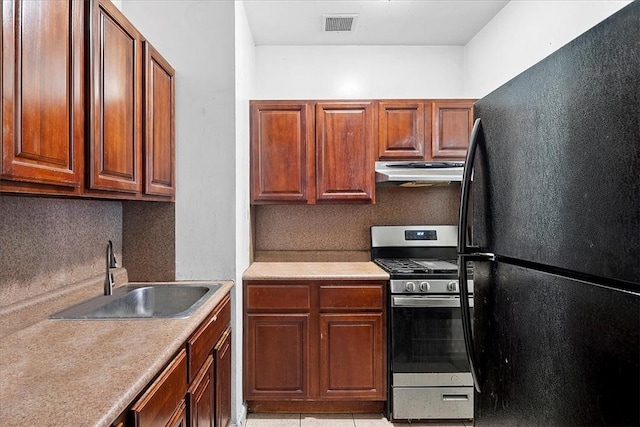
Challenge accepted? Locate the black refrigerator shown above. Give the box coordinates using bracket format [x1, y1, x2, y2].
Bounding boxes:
[457, 1, 640, 426]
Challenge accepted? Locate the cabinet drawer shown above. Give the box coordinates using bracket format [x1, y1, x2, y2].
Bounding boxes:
[246, 283, 311, 311]
[319, 284, 384, 311]
[130, 348, 187, 427]
[187, 295, 231, 383]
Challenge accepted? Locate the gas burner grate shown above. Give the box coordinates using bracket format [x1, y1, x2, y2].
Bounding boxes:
[374, 258, 458, 275]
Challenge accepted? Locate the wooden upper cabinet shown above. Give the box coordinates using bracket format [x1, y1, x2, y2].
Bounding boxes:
[376, 99, 475, 161]
[431, 100, 474, 160]
[378, 101, 428, 160]
[87, 0, 142, 193]
[250, 101, 315, 204]
[143, 41, 175, 198]
[1, 0, 84, 188]
[315, 101, 375, 203]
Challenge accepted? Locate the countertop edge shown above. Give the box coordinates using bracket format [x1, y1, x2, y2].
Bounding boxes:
[242, 261, 390, 281]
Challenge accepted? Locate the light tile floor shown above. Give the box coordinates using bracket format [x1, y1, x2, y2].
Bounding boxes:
[245, 413, 472, 427]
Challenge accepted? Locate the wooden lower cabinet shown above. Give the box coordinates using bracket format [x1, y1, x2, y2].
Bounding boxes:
[214, 328, 232, 427]
[123, 294, 231, 427]
[167, 401, 188, 427]
[245, 314, 310, 399]
[130, 349, 188, 427]
[319, 313, 385, 400]
[187, 356, 214, 427]
[244, 280, 386, 412]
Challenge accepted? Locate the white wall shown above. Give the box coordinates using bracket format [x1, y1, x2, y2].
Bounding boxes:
[234, 0, 255, 425]
[464, 0, 632, 98]
[123, 0, 242, 424]
[122, 0, 237, 282]
[254, 45, 465, 99]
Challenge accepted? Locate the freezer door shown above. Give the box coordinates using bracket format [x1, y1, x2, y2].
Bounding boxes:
[473, 261, 639, 426]
[472, 1, 639, 286]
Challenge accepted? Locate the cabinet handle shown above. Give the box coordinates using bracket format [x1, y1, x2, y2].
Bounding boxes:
[213, 315, 218, 322]
[443, 393, 469, 401]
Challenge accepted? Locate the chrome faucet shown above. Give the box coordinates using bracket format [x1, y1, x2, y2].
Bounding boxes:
[104, 240, 118, 295]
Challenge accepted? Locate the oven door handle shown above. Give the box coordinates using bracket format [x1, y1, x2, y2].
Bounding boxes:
[392, 296, 473, 308]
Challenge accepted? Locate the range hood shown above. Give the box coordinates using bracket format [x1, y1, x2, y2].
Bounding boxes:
[375, 161, 464, 186]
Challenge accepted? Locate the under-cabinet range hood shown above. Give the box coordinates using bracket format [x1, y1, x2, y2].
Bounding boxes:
[375, 161, 464, 186]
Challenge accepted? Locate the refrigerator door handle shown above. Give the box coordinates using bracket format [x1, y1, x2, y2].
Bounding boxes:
[458, 255, 481, 393]
[458, 118, 483, 393]
[458, 118, 481, 255]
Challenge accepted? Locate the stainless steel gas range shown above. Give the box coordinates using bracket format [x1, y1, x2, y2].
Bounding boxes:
[371, 225, 474, 422]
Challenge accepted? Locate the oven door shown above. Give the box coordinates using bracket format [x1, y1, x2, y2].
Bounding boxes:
[391, 295, 474, 388]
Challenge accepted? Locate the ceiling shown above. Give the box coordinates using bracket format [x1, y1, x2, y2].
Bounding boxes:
[243, 0, 510, 46]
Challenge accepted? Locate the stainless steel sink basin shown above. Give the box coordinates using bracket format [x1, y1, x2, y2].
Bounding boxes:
[50, 283, 222, 319]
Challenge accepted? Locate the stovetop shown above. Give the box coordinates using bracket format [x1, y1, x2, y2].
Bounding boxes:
[374, 258, 472, 279]
[375, 258, 458, 276]
[371, 225, 473, 292]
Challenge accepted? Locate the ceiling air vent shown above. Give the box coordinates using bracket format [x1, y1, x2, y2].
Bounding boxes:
[322, 14, 358, 32]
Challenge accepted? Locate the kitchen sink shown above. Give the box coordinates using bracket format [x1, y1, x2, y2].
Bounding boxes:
[50, 283, 222, 319]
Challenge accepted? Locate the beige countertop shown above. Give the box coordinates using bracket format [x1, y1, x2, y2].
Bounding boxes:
[242, 261, 389, 281]
[0, 275, 234, 427]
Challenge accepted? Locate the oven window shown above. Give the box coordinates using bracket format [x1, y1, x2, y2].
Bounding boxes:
[391, 305, 472, 374]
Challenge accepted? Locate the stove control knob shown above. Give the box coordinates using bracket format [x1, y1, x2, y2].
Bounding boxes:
[405, 282, 416, 292]
[419, 281, 431, 292]
[447, 281, 458, 292]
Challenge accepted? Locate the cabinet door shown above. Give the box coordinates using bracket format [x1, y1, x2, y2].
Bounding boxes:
[1, 0, 84, 188]
[167, 400, 188, 427]
[214, 327, 232, 427]
[378, 101, 426, 160]
[250, 101, 315, 203]
[131, 348, 188, 427]
[245, 314, 310, 399]
[316, 102, 375, 203]
[431, 100, 474, 160]
[187, 355, 214, 427]
[319, 313, 385, 400]
[88, 0, 142, 193]
[143, 41, 175, 198]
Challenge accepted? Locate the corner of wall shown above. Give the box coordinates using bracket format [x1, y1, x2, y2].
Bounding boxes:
[463, 0, 633, 98]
